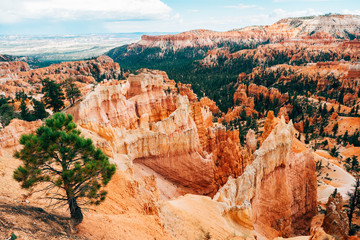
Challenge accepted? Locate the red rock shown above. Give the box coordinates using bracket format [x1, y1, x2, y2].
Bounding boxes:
[322, 193, 350, 240]
[330, 112, 339, 120]
[0, 119, 42, 156]
[67, 70, 251, 197]
[214, 118, 317, 238]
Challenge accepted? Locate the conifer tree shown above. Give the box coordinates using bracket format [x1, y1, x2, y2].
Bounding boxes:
[64, 78, 81, 105]
[13, 113, 116, 225]
[32, 99, 48, 120]
[20, 99, 30, 121]
[41, 78, 65, 112]
[332, 123, 339, 136]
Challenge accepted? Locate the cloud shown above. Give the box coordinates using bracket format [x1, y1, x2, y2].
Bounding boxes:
[0, 0, 172, 24]
[104, 12, 183, 32]
[188, 9, 199, 13]
[224, 4, 257, 9]
[270, 8, 323, 19]
[341, 9, 360, 15]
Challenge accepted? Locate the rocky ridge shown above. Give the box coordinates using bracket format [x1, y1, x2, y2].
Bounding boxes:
[107, 14, 360, 60]
[66, 69, 251, 196]
[0, 55, 120, 99]
[214, 116, 317, 239]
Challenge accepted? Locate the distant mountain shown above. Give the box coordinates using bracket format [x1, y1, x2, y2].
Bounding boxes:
[105, 14, 360, 112]
[107, 14, 360, 58]
[274, 14, 360, 39]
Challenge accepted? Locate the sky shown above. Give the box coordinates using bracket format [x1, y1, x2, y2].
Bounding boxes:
[0, 0, 360, 35]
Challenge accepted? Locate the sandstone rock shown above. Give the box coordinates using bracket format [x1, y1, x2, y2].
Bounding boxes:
[67, 70, 249, 197]
[310, 227, 335, 240]
[261, 110, 278, 144]
[0, 61, 30, 78]
[200, 97, 220, 114]
[246, 129, 257, 152]
[322, 193, 349, 240]
[0, 56, 121, 100]
[214, 117, 317, 239]
[278, 105, 292, 123]
[118, 15, 360, 53]
[0, 119, 42, 156]
[330, 112, 339, 120]
[294, 121, 304, 133]
[233, 84, 288, 114]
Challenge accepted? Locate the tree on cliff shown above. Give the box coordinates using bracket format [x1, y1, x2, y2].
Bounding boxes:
[332, 123, 339, 137]
[64, 78, 81, 105]
[344, 155, 360, 235]
[20, 99, 31, 121]
[0, 96, 15, 127]
[13, 113, 116, 225]
[32, 99, 49, 120]
[345, 156, 360, 175]
[345, 178, 360, 235]
[41, 78, 65, 112]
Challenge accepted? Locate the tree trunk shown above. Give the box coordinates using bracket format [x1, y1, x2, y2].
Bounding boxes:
[68, 197, 83, 226]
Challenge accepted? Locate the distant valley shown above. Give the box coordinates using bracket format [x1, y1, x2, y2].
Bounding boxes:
[0, 33, 168, 67]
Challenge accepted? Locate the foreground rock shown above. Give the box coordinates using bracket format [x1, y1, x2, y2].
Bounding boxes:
[214, 117, 317, 239]
[322, 193, 349, 240]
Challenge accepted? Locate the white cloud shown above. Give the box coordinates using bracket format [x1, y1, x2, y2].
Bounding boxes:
[225, 4, 257, 9]
[341, 9, 360, 15]
[104, 12, 183, 32]
[0, 0, 172, 24]
[270, 8, 323, 19]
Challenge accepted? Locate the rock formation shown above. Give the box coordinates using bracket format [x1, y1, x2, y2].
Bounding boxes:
[0, 119, 42, 156]
[214, 117, 317, 238]
[322, 193, 350, 240]
[0, 61, 30, 78]
[107, 15, 360, 55]
[67, 69, 251, 196]
[0, 56, 120, 99]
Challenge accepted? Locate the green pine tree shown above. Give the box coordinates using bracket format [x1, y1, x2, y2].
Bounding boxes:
[332, 123, 339, 136]
[20, 99, 30, 121]
[64, 78, 81, 105]
[41, 78, 65, 112]
[0, 97, 15, 127]
[13, 113, 116, 225]
[32, 99, 48, 120]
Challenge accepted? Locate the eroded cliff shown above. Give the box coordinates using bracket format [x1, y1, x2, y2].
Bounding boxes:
[214, 116, 317, 239]
[66, 69, 250, 197]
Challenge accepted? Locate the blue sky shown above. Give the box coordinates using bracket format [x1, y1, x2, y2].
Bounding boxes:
[0, 0, 359, 35]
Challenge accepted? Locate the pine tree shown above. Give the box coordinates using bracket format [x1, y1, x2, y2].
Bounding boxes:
[20, 99, 30, 121]
[332, 123, 339, 136]
[345, 178, 360, 235]
[343, 130, 349, 143]
[13, 113, 116, 225]
[0, 97, 15, 127]
[330, 146, 339, 157]
[345, 156, 360, 174]
[32, 99, 48, 120]
[41, 78, 65, 112]
[64, 78, 81, 105]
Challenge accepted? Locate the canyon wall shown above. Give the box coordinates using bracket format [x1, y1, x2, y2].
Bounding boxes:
[214, 117, 317, 239]
[128, 15, 360, 51]
[67, 69, 250, 196]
